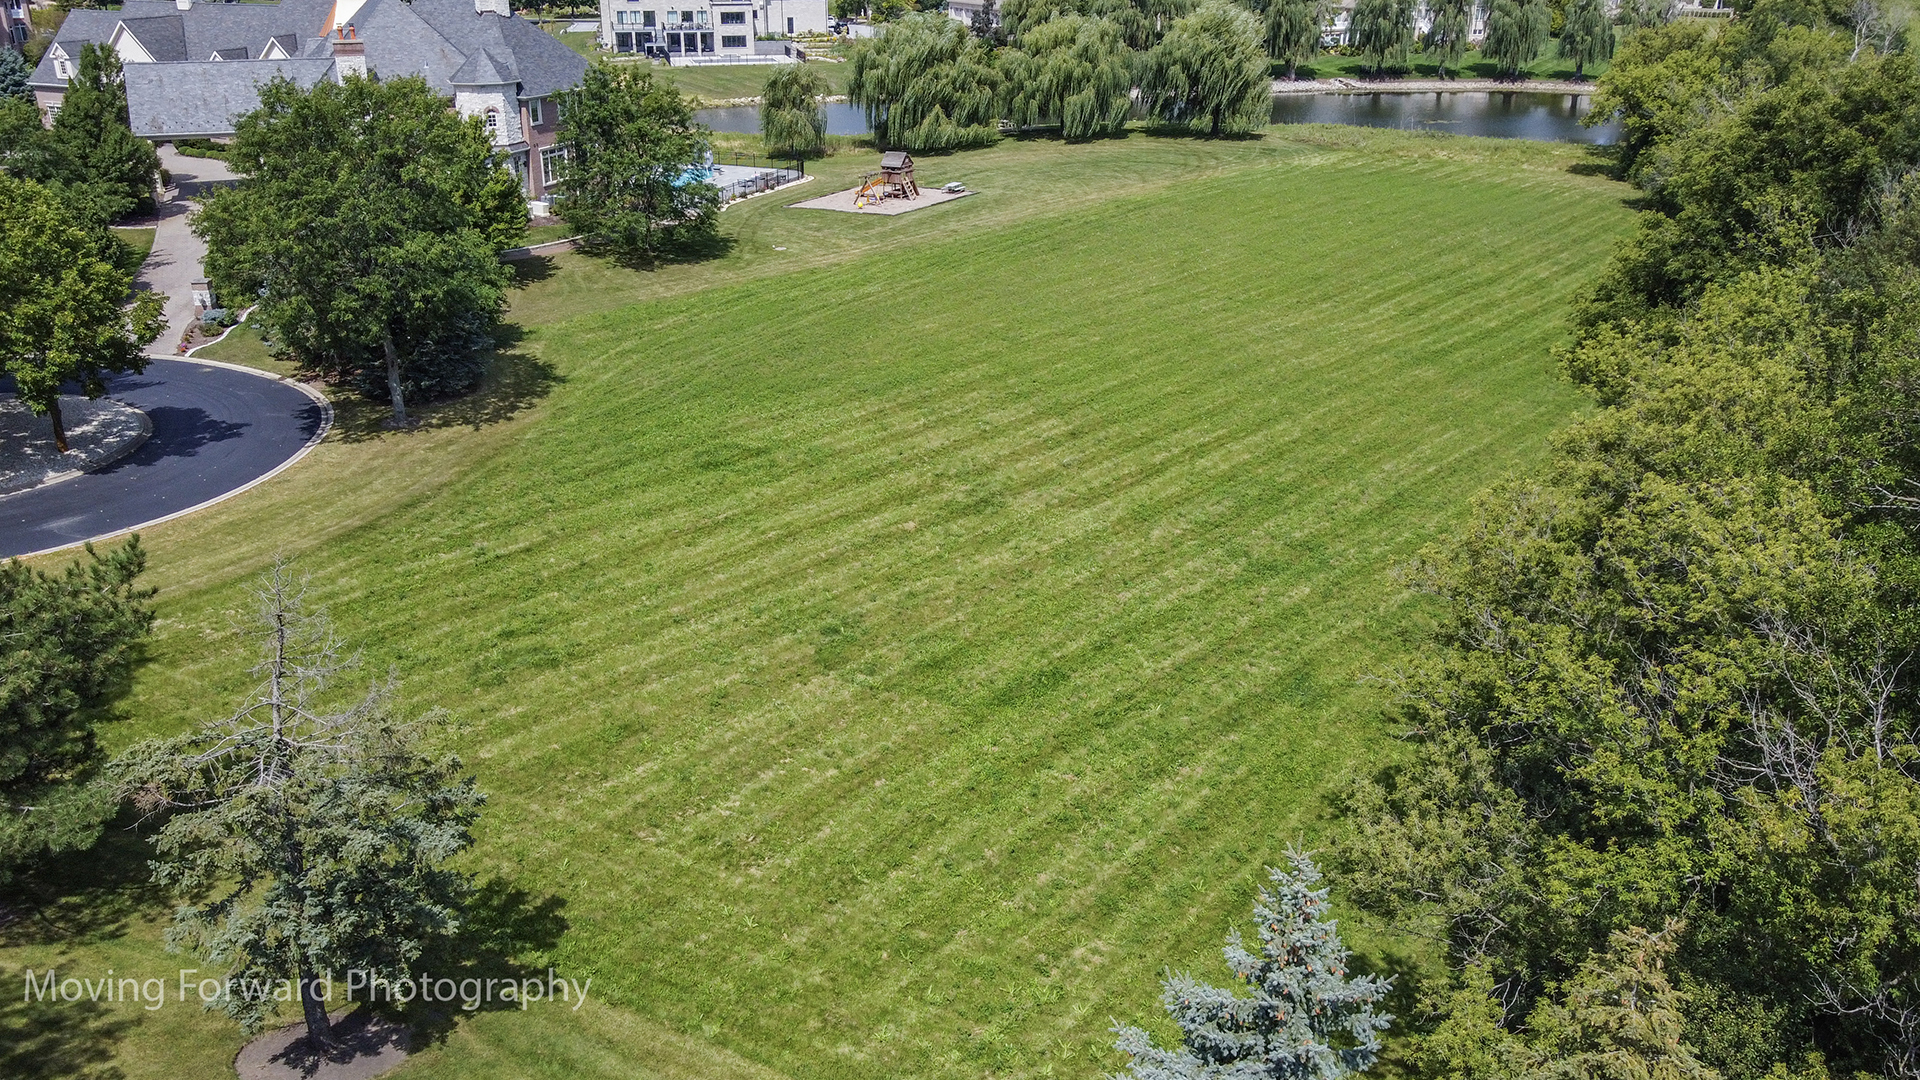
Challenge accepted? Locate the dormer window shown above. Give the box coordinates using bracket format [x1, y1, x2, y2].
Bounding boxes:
[53, 54, 70, 79]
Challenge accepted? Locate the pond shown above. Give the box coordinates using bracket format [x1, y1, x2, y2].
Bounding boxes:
[696, 102, 874, 137]
[696, 90, 1620, 145]
[1269, 90, 1619, 144]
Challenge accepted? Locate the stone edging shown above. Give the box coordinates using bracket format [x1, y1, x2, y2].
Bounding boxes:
[11, 357, 334, 561]
[1272, 76, 1596, 94]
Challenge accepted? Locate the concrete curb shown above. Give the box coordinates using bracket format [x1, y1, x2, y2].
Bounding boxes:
[10, 358, 334, 561]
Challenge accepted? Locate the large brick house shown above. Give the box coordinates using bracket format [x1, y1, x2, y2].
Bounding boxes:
[27, 0, 586, 200]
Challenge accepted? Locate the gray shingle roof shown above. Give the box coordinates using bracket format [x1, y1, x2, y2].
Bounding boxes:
[450, 47, 516, 85]
[125, 58, 337, 138]
[36, 0, 586, 134]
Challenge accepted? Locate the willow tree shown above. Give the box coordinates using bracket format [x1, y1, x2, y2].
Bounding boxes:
[1140, 0, 1269, 136]
[1349, 0, 1415, 76]
[1482, 0, 1550, 78]
[848, 13, 1004, 151]
[1423, 0, 1473, 77]
[999, 14, 1137, 139]
[1266, 0, 1332, 80]
[760, 63, 829, 164]
[1557, 0, 1615, 77]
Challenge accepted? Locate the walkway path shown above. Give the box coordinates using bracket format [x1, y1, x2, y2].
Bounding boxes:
[131, 197, 206, 353]
[0, 359, 328, 559]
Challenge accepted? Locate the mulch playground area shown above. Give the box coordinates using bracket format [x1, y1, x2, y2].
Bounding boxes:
[789, 185, 975, 216]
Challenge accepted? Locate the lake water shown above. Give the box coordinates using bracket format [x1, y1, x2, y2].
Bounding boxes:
[696, 90, 1619, 145]
[1269, 90, 1619, 143]
[697, 102, 874, 137]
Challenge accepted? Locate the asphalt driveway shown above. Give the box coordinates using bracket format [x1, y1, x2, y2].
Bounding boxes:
[0, 359, 327, 559]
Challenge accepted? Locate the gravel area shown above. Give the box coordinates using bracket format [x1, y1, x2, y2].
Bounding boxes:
[0, 396, 151, 496]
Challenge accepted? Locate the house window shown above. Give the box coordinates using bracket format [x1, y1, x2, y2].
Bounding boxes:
[53, 56, 70, 79]
[721, 33, 745, 47]
[44, 103, 60, 121]
[540, 146, 567, 185]
[720, 10, 744, 23]
[700, 30, 713, 49]
[528, 98, 543, 125]
[484, 107, 499, 131]
[665, 8, 678, 22]
[786, 16, 793, 32]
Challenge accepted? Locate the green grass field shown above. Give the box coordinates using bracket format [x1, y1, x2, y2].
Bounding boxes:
[629, 59, 853, 103]
[2, 128, 1631, 1080]
[112, 226, 156, 262]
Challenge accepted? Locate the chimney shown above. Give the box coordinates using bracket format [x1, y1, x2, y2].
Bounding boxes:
[474, 0, 510, 16]
[331, 26, 367, 79]
[175, 0, 191, 9]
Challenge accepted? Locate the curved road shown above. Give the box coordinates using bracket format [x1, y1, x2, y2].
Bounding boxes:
[0, 359, 328, 559]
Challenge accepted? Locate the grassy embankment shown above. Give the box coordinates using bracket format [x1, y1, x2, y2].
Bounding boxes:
[112, 226, 157, 262]
[7, 127, 1632, 1080]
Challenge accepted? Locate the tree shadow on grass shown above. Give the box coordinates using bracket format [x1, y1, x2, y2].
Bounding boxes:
[327, 329, 563, 445]
[381, 878, 572, 1048]
[0, 809, 167, 949]
[0, 991, 137, 1080]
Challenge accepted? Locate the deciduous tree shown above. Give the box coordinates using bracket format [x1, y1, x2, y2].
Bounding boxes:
[120, 565, 484, 1050]
[195, 74, 519, 422]
[1557, 0, 1615, 78]
[1482, 0, 1550, 78]
[849, 13, 1005, 150]
[553, 62, 720, 260]
[1140, 0, 1269, 136]
[0, 173, 163, 451]
[47, 44, 159, 225]
[1350, 0, 1415, 76]
[1423, 0, 1473, 77]
[998, 14, 1137, 139]
[0, 539, 152, 885]
[761, 63, 830, 162]
[1112, 851, 1392, 1079]
[1266, 0, 1332, 81]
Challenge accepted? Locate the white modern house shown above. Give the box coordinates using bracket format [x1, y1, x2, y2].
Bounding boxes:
[599, 0, 827, 60]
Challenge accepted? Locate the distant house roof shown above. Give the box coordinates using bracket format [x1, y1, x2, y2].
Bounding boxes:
[125, 58, 338, 138]
[32, 0, 586, 136]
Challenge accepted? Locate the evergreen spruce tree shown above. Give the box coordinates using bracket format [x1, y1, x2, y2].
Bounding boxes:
[1112, 850, 1392, 1079]
[119, 564, 484, 1049]
[0, 48, 32, 102]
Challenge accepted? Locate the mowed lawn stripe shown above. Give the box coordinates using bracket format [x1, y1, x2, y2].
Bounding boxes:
[9, 132, 1630, 1080]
